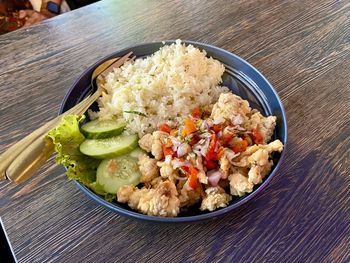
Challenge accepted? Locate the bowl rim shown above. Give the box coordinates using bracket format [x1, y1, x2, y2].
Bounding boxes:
[59, 40, 288, 223]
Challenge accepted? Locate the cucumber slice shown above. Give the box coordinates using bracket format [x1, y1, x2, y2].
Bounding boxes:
[79, 134, 138, 159]
[129, 147, 146, 159]
[96, 154, 141, 194]
[81, 119, 126, 139]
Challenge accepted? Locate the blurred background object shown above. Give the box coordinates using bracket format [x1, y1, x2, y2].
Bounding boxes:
[65, 0, 99, 10]
[0, 0, 99, 34]
[0, 0, 30, 34]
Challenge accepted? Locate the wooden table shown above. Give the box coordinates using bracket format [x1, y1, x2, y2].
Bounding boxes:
[1, 0, 349, 262]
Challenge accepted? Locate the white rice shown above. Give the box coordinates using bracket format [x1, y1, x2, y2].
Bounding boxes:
[92, 40, 228, 136]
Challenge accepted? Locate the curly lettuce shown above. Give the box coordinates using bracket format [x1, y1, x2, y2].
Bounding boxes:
[47, 115, 115, 202]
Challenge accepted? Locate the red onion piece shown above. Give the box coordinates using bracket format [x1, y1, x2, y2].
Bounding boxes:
[213, 117, 225, 125]
[172, 160, 191, 169]
[225, 148, 240, 164]
[200, 120, 209, 130]
[207, 169, 222, 187]
[177, 143, 190, 157]
[171, 137, 181, 151]
[201, 138, 210, 156]
[232, 114, 243, 125]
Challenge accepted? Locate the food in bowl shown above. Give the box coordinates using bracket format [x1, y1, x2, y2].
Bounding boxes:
[91, 40, 227, 137]
[47, 41, 284, 217]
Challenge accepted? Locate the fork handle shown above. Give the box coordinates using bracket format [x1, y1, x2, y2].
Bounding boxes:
[3, 89, 102, 182]
[6, 134, 54, 183]
[0, 118, 57, 181]
[0, 95, 91, 181]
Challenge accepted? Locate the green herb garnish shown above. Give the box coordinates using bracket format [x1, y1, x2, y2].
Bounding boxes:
[123, 110, 147, 117]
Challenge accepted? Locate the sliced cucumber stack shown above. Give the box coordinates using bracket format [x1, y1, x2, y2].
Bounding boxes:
[81, 119, 126, 139]
[96, 148, 142, 194]
[79, 134, 138, 159]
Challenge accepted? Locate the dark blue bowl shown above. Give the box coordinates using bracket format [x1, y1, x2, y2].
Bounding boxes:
[59, 40, 288, 223]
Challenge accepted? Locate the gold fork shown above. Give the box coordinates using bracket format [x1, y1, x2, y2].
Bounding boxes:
[0, 52, 133, 183]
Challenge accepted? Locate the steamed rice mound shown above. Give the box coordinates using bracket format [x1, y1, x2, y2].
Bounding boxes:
[94, 40, 229, 136]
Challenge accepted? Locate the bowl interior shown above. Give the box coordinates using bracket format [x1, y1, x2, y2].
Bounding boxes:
[59, 40, 287, 222]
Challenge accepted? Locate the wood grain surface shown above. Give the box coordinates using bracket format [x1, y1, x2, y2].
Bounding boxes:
[1, 0, 350, 262]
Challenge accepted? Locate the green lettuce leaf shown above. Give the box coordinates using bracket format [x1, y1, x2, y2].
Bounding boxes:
[47, 115, 115, 201]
